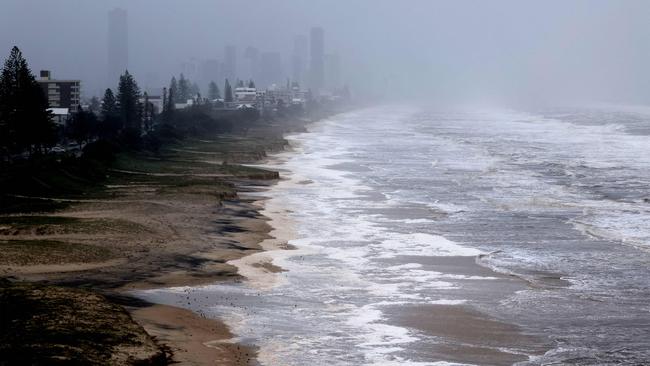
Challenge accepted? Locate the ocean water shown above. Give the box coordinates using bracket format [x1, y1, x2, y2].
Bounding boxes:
[140, 105, 650, 365]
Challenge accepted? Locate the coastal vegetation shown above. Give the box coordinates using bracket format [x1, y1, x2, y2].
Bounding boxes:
[0, 46, 310, 214]
[0, 43, 347, 364]
[0, 47, 57, 161]
[0, 239, 113, 266]
[0, 43, 344, 364]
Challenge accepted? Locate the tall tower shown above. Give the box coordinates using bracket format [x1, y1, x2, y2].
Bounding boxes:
[310, 27, 325, 92]
[292, 35, 308, 87]
[107, 8, 128, 88]
[223, 45, 237, 83]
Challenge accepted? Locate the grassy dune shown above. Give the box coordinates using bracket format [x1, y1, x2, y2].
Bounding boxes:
[0, 279, 167, 365]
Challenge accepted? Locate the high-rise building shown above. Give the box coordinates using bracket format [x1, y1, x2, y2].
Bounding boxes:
[292, 35, 308, 87]
[259, 52, 283, 88]
[309, 27, 325, 92]
[325, 53, 341, 91]
[223, 45, 237, 82]
[180, 59, 199, 82]
[107, 8, 128, 88]
[200, 59, 220, 87]
[37, 70, 81, 111]
[244, 46, 260, 83]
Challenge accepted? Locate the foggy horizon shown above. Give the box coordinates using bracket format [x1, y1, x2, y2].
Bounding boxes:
[2, 0, 650, 106]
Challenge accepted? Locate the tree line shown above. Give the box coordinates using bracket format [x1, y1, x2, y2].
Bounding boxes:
[164, 75, 255, 106]
[0, 45, 316, 166]
[0, 47, 57, 161]
[0, 46, 156, 162]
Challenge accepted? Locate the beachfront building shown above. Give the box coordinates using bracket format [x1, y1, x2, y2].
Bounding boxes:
[289, 83, 308, 105]
[234, 86, 257, 108]
[212, 82, 308, 114]
[252, 83, 308, 115]
[265, 83, 307, 106]
[174, 99, 194, 110]
[37, 70, 81, 115]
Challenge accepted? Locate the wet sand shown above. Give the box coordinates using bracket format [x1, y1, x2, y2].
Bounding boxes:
[382, 256, 551, 365]
[388, 303, 547, 365]
[227, 189, 298, 290]
[130, 304, 257, 365]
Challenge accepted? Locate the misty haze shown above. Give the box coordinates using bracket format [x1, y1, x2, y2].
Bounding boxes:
[1, 1, 650, 365]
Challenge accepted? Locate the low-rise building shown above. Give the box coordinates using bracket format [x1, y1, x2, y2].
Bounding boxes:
[174, 99, 194, 110]
[37, 70, 81, 111]
[213, 84, 309, 113]
[47, 107, 69, 125]
[234, 87, 258, 108]
[263, 85, 307, 107]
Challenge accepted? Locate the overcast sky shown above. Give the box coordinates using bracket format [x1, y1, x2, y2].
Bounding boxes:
[2, 0, 650, 105]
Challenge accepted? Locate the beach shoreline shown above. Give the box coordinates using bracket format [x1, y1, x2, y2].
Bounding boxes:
[0, 115, 319, 365]
[0, 106, 548, 366]
[172, 108, 554, 366]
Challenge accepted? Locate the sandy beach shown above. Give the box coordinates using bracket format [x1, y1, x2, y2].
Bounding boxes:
[130, 303, 256, 365]
[0, 127, 306, 364]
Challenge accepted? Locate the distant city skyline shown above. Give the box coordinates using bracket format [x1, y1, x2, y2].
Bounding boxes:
[15, 7, 343, 99]
[145, 26, 340, 96]
[292, 35, 308, 88]
[243, 46, 260, 83]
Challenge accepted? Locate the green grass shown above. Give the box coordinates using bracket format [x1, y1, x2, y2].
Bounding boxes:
[0, 130, 287, 215]
[0, 157, 111, 214]
[178, 135, 287, 154]
[0, 240, 113, 266]
[0, 216, 151, 236]
[113, 144, 279, 180]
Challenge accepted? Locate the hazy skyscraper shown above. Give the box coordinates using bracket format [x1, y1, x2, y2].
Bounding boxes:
[292, 35, 308, 87]
[325, 53, 341, 91]
[180, 58, 199, 83]
[310, 27, 325, 92]
[244, 46, 260, 82]
[200, 59, 220, 89]
[259, 52, 283, 88]
[107, 8, 127, 87]
[223, 45, 237, 82]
